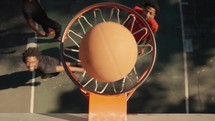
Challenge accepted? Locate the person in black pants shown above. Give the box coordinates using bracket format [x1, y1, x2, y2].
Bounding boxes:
[22, 0, 62, 40]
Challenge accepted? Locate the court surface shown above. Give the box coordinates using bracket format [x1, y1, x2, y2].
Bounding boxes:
[0, 113, 215, 121]
[0, 0, 215, 118]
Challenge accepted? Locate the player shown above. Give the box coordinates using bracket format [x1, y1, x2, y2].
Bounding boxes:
[22, 47, 85, 79]
[22, 0, 62, 40]
[131, 0, 159, 54]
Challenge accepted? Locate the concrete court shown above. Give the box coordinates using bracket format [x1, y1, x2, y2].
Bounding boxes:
[0, 0, 215, 119]
[0, 114, 215, 121]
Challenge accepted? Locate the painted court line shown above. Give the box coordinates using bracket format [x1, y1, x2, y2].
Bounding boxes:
[30, 71, 36, 113]
[28, 0, 40, 113]
[179, 0, 190, 113]
[26, 36, 37, 113]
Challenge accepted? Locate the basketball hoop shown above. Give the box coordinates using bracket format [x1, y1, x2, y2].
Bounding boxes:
[60, 2, 157, 121]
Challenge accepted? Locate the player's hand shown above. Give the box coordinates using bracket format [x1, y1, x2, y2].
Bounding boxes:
[138, 48, 145, 55]
[37, 31, 46, 36]
[47, 28, 55, 36]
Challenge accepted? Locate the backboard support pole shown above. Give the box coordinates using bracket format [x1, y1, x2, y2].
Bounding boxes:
[88, 93, 127, 121]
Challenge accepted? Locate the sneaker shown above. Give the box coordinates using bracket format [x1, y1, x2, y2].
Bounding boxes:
[41, 72, 60, 79]
[41, 75, 48, 80]
[54, 36, 62, 41]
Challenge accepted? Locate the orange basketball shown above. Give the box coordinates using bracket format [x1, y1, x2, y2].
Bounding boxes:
[79, 22, 137, 83]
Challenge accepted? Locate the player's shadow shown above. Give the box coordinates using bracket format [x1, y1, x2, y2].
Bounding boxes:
[0, 71, 41, 90]
[0, 50, 16, 55]
[36, 38, 60, 44]
[50, 89, 88, 113]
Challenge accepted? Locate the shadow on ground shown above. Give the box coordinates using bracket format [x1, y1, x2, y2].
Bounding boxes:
[0, 71, 40, 90]
[50, 89, 88, 113]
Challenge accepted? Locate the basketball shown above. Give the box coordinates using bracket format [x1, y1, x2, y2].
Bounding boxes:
[79, 22, 137, 83]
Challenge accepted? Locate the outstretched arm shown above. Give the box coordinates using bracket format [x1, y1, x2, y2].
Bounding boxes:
[55, 65, 85, 73]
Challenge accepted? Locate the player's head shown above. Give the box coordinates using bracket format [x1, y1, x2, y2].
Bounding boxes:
[22, 47, 41, 72]
[142, 0, 159, 20]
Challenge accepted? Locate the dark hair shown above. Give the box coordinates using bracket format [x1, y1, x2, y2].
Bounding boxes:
[22, 47, 41, 63]
[143, 0, 160, 14]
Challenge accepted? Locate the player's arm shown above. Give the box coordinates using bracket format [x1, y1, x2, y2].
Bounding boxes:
[26, 19, 46, 36]
[55, 65, 85, 73]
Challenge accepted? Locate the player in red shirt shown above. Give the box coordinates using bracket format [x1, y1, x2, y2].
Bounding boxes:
[131, 0, 159, 54]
